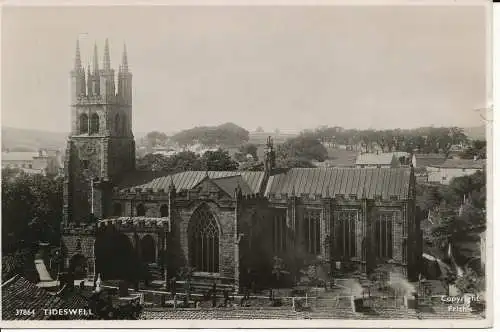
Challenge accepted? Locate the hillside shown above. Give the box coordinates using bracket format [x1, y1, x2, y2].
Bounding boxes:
[2, 127, 68, 151]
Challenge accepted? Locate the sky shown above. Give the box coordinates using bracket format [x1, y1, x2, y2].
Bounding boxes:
[1, 4, 489, 134]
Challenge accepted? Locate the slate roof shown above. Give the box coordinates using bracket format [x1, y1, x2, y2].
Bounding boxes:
[2, 275, 64, 320]
[118, 171, 265, 194]
[210, 176, 253, 197]
[355, 153, 396, 166]
[2, 275, 92, 320]
[265, 168, 411, 200]
[413, 153, 447, 168]
[433, 159, 485, 170]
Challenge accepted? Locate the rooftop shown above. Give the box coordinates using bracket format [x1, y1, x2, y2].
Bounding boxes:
[433, 159, 485, 169]
[118, 170, 265, 195]
[265, 167, 411, 200]
[355, 153, 396, 166]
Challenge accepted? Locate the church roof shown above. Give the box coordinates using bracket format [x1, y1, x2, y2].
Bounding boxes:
[265, 167, 411, 200]
[210, 176, 254, 197]
[118, 171, 265, 194]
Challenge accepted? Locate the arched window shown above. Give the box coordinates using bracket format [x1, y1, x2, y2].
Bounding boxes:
[90, 113, 99, 134]
[336, 210, 357, 259]
[141, 235, 156, 263]
[375, 211, 394, 259]
[188, 205, 219, 273]
[136, 204, 146, 217]
[113, 203, 122, 216]
[79, 113, 89, 134]
[160, 204, 169, 217]
[115, 113, 121, 136]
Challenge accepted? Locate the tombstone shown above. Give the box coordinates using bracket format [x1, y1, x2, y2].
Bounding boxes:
[95, 273, 102, 292]
[119, 280, 129, 297]
[223, 289, 229, 307]
[351, 295, 364, 313]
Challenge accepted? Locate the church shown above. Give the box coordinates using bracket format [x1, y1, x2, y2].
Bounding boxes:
[62, 40, 421, 292]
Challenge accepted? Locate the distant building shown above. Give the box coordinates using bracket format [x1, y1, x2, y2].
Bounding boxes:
[411, 153, 447, 169]
[411, 153, 448, 184]
[1, 149, 62, 176]
[427, 158, 485, 185]
[355, 152, 401, 168]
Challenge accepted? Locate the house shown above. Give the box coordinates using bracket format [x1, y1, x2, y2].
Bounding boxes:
[411, 153, 447, 169]
[2, 149, 62, 176]
[355, 152, 401, 168]
[411, 153, 448, 183]
[427, 158, 485, 185]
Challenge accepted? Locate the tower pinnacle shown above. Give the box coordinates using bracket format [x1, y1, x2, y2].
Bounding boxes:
[74, 40, 82, 70]
[93, 43, 99, 74]
[121, 43, 128, 72]
[103, 38, 111, 71]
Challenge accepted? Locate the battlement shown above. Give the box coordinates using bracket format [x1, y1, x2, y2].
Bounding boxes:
[74, 94, 127, 105]
[98, 217, 170, 232]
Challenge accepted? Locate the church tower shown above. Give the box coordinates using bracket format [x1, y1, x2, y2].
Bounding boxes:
[63, 39, 135, 225]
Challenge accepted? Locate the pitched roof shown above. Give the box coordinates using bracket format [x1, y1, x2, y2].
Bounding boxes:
[433, 159, 485, 169]
[2, 275, 93, 320]
[210, 175, 253, 197]
[413, 153, 447, 168]
[265, 167, 411, 200]
[118, 170, 265, 194]
[2, 275, 64, 320]
[355, 153, 396, 165]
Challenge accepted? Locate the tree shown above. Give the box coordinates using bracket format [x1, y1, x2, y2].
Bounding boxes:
[276, 157, 316, 169]
[460, 140, 486, 160]
[238, 144, 258, 161]
[416, 184, 442, 215]
[455, 267, 485, 294]
[136, 151, 204, 173]
[278, 134, 328, 162]
[145, 131, 168, 148]
[201, 149, 239, 171]
[2, 171, 63, 253]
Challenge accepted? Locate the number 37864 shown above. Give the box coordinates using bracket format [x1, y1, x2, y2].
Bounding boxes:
[15, 309, 36, 316]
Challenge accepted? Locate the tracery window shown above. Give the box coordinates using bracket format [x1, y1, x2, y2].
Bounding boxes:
[160, 204, 169, 217]
[335, 210, 357, 258]
[304, 209, 321, 255]
[272, 209, 287, 253]
[189, 205, 219, 273]
[374, 210, 395, 259]
[112, 203, 122, 216]
[136, 204, 146, 217]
